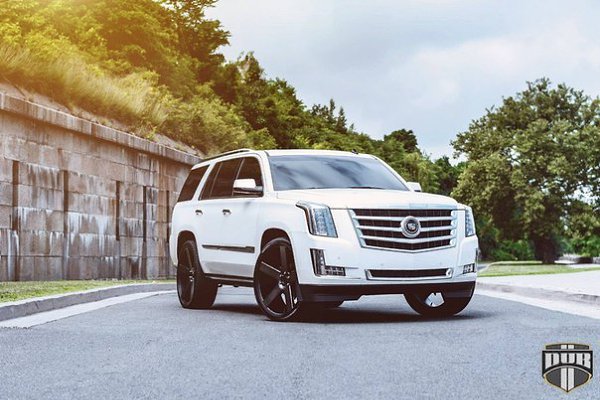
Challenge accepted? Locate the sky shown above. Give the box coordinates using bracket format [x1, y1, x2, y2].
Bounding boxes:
[207, 0, 600, 159]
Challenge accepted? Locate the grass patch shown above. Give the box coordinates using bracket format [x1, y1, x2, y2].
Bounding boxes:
[479, 263, 600, 277]
[480, 260, 541, 266]
[0, 280, 172, 303]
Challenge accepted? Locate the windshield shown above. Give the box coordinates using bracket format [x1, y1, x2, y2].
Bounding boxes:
[268, 155, 408, 191]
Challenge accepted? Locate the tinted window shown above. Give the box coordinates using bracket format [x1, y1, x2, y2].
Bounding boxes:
[233, 157, 263, 197]
[269, 155, 408, 191]
[237, 157, 263, 186]
[177, 166, 208, 202]
[203, 158, 242, 199]
[200, 163, 220, 200]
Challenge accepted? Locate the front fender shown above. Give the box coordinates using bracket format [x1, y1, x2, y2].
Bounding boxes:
[254, 199, 309, 257]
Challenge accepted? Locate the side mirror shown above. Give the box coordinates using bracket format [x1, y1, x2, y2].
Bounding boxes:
[233, 178, 262, 196]
[407, 182, 422, 192]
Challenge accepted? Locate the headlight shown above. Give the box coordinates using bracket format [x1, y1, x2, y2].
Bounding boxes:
[465, 206, 476, 237]
[296, 201, 338, 237]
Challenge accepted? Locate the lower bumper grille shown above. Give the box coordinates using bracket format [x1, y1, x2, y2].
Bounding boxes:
[368, 268, 450, 279]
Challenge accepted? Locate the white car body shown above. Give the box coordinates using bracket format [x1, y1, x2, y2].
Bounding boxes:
[170, 149, 478, 306]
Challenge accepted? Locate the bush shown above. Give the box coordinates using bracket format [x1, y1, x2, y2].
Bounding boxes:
[474, 216, 500, 259]
[490, 240, 535, 261]
[163, 90, 251, 155]
[568, 236, 600, 258]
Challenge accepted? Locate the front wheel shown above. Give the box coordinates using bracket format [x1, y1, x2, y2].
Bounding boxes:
[404, 291, 472, 317]
[253, 237, 304, 322]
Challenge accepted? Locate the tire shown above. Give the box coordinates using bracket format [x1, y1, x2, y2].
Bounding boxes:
[404, 291, 472, 317]
[177, 239, 218, 309]
[253, 237, 304, 322]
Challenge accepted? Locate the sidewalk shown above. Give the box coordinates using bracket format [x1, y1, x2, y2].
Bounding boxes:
[0, 282, 175, 322]
[477, 270, 600, 306]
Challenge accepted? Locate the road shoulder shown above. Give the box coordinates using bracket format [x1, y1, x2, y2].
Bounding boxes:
[0, 283, 175, 322]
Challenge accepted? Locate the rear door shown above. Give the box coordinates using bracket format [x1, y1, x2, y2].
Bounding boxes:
[171, 165, 209, 264]
[194, 157, 242, 274]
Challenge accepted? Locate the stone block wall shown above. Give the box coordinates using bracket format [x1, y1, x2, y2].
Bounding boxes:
[0, 93, 201, 281]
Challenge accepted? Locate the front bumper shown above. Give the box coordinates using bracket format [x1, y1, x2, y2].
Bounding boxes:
[288, 208, 479, 293]
[299, 281, 476, 302]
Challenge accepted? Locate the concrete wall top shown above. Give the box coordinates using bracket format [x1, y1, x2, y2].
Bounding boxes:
[0, 92, 202, 167]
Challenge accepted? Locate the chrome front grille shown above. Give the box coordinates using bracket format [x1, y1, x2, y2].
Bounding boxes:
[350, 208, 457, 252]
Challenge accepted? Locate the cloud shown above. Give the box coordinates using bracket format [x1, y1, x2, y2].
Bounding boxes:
[391, 19, 600, 108]
[208, 1, 600, 158]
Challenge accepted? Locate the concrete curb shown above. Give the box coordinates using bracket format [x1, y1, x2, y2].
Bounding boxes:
[0, 283, 175, 322]
[476, 281, 600, 307]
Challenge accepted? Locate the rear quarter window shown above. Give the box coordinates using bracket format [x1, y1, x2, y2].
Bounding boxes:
[177, 166, 208, 202]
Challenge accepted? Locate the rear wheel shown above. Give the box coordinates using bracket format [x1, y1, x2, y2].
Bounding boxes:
[254, 237, 303, 322]
[177, 239, 218, 309]
[404, 291, 472, 317]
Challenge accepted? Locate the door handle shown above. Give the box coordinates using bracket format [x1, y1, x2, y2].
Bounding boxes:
[195, 209, 203, 216]
[222, 209, 231, 215]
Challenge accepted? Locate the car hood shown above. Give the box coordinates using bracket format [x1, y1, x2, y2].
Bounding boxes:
[276, 189, 459, 209]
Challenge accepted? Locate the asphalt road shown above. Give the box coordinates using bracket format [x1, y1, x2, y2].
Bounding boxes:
[0, 288, 599, 400]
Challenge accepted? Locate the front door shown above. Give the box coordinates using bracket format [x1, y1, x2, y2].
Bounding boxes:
[195, 156, 263, 278]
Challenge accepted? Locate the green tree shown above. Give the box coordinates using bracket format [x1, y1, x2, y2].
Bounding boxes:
[453, 79, 600, 262]
[432, 157, 464, 196]
[565, 201, 600, 257]
[384, 129, 419, 153]
[159, 0, 229, 82]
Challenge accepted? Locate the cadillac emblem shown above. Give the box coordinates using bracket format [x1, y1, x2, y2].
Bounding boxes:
[401, 216, 421, 238]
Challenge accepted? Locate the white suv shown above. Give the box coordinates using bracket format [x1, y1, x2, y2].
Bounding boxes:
[170, 149, 479, 321]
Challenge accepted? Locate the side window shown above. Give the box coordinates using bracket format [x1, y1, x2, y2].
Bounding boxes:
[177, 166, 208, 202]
[234, 157, 263, 197]
[200, 163, 220, 200]
[202, 158, 242, 199]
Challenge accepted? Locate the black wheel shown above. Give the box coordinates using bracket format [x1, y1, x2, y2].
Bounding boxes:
[404, 291, 472, 317]
[254, 237, 303, 322]
[177, 239, 218, 309]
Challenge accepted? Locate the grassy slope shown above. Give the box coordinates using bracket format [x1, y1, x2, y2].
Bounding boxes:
[0, 44, 167, 131]
[0, 280, 172, 303]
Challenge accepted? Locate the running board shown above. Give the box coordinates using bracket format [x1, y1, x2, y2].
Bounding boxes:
[205, 274, 254, 288]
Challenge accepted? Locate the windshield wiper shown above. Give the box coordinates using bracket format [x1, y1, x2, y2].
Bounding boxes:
[349, 186, 385, 189]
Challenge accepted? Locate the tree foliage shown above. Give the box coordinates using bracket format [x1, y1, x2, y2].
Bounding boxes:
[453, 79, 600, 262]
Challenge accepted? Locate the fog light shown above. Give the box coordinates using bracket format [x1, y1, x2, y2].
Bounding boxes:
[310, 249, 346, 276]
[462, 263, 476, 274]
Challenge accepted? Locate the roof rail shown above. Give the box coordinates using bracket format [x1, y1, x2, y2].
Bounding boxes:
[200, 148, 254, 162]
